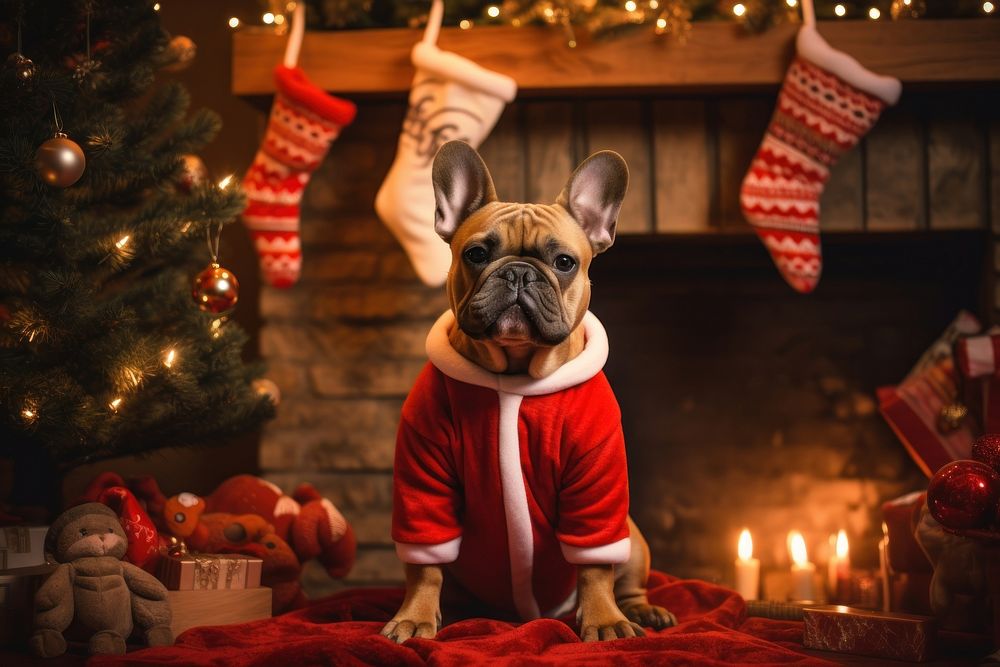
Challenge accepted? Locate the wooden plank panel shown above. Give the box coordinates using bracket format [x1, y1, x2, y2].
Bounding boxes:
[717, 97, 773, 230]
[585, 100, 652, 233]
[478, 103, 525, 203]
[523, 101, 575, 203]
[927, 106, 985, 229]
[865, 111, 923, 230]
[653, 99, 711, 232]
[234, 21, 1000, 96]
[819, 148, 864, 231]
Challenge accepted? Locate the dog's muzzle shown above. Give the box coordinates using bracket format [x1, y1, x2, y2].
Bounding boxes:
[460, 261, 571, 344]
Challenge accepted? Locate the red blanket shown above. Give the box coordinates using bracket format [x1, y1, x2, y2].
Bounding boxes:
[90, 572, 832, 666]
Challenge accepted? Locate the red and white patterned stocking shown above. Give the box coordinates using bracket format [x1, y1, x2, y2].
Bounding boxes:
[739, 26, 900, 293]
[241, 66, 356, 288]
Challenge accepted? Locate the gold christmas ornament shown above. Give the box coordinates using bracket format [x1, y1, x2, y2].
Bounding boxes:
[252, 378, 281, 406]
[890, 0, 925, 19]
[35, 133, 87, 188]
[6, 52, 35, 86]
[162, 35, 197, 72]
[936, 402, 968, 434]
[192, 263, 240, 315]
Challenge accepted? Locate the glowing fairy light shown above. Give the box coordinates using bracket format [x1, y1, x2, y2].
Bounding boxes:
[164, 349, 177, 368]
[274, 14, 285, 25]
[732, 3, 746, 17]
[625, 0, 638, 11]
[656, 17, 667, 28]
[153, 2, 161, 10]
[109, 397, 123, 412]
[115, 235, 130, 250]
[984, 1, 996, 13]
[459, 19, 472, 29]
[649, 0, 659, 8]
[786, 0, 797, 6]
[834, 4, 846, 16]
[487, 5, 500, 18]
[228, 17, 240, 29]
[868, 7, 880, 19]
[263, 12, 275, 24]
[217, 174, 234, 189]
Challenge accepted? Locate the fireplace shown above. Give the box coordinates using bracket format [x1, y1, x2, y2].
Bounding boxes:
[257, 89, 997, 596]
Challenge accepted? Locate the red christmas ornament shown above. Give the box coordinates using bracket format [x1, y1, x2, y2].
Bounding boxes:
[972, 434, 1000, 474]
[927, 460, 1000, 530]
[96, 486, 161, 572]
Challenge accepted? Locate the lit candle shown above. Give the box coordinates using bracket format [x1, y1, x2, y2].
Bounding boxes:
[735, 529, 760, 600]
[827, 530, 850, 601]
[788, 531, 816, 602]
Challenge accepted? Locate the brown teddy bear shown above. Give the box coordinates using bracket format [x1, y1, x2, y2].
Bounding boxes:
[31, 503, 174, 657]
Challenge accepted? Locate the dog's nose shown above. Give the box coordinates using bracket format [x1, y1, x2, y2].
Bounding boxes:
[500, 263, 539, 289]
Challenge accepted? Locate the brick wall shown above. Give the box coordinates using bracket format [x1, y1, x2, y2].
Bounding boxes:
[257, 98, 988, 597]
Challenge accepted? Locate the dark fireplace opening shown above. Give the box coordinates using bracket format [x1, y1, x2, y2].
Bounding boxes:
[589, 231, 987, 585]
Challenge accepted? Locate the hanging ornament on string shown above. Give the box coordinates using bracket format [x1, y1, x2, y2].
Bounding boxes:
[67, 6, 102, 90]
[35, 100, 87, 188]
[6, 12, 35, 88]
[192, 218, 240, 316]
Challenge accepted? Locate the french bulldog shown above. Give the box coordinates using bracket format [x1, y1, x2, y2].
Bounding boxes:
[382, 140, 676, 644]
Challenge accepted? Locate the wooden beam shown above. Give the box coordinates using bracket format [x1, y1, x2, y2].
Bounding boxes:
[233, 20, 1000, 97]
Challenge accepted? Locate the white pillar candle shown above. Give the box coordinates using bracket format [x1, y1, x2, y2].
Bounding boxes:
[735, 529, 760, 600]
[788, 531, 816, 602]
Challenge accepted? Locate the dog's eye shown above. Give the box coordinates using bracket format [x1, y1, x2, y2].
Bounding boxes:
[554, 255, 576, 272]
[174, 512, 186, 523]
[463, 246, 489, 264]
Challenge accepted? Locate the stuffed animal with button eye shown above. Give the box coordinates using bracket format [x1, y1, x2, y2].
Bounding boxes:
[31, 503, 173, 657]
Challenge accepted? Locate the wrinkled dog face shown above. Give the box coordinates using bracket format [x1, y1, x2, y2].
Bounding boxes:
[433, 141, 628, 347]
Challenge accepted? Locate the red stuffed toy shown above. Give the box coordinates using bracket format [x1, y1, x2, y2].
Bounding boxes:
[80, 473, 356, 614]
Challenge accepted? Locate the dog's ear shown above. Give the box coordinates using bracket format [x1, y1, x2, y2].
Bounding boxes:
[556, 151, 628, 254]
[432, 141, 498, 243]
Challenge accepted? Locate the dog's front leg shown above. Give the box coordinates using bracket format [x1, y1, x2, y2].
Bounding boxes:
[576, 564, 645, 642]
[381, 563, 443, 643]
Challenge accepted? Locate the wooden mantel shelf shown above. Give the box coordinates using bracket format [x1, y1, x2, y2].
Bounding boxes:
[232, 19, 1000, 96]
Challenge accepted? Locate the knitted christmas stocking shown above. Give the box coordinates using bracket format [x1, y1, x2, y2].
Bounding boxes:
[375, 26, 517, 287]
[242, 65, 356, 288]
[739, 25, 901, 293]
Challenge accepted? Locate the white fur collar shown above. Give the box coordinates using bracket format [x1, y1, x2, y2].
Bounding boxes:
[425, 310, 609, 397]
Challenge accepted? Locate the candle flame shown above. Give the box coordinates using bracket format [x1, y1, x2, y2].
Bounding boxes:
[788, 531, 808, 566]
[835, 530, 849, 559]
[738, 529, 753, 561]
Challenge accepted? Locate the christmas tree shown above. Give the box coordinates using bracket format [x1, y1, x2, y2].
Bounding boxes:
[0, 0, 273, 476]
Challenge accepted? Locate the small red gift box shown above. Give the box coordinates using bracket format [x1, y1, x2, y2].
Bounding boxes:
[158, 553, 263, 591]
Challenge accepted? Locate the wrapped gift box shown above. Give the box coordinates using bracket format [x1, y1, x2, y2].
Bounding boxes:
[167, 587, 272, 636]
[159, 553, 263, 591]
[0, 526, 48, 571]
[803, 605, 936, 662]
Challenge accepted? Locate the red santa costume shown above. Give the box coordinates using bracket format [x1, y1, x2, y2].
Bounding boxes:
[392, 310, 631, 621]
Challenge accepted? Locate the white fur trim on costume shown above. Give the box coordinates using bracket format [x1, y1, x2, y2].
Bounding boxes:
[796, 26, 901, 105]
[497, 391, 541, 620]
[425, 310, 609, 397]
[560, 537, 632, 565]
[412, 42, 517, 104]
[395, 536, 462, 564]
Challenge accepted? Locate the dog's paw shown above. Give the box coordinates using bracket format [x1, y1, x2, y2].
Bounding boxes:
[578, 610, 646, 642]
[380, 611, 441, 644]
[622, 602, 677, 630]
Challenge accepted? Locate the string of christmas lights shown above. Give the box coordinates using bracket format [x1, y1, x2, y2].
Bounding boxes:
[212, 0, 996, 41]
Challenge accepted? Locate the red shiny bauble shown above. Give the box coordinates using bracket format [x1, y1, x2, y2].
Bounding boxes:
[972, 434, 1000, 474]
[927, 460, 1000, 530]
[192, 263, 239, 315]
